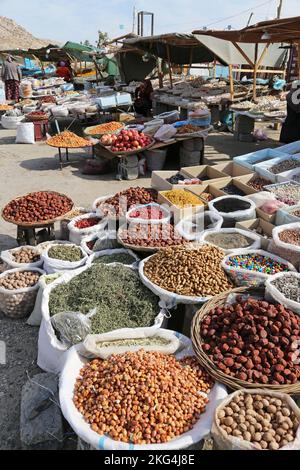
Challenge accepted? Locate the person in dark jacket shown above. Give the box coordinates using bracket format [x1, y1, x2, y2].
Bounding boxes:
[1, 55, 22, 101]
[134, 79, 153, 117]
[280, 82, 300, 144]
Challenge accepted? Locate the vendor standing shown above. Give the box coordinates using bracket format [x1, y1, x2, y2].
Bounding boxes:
[1, 55, 22, 102]
[56, 61, 73, 82]
[134, 79, 153, 117]
[280, 82, 300, 144]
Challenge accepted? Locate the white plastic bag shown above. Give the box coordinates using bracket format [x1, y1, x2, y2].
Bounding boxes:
[51, 106, 69, 118]
[87, 249, 140, 269]
[246, 191, 277, 208]
[175, 211, 223, 242]
[265, 272, 300, 315]
[59, 337, 228, 450]
[1, 246, 43, 270]
[222, 249, 296, 287]
[154, 124, 177, 142]
[126, 203, 171, 225]
[68, 213, 107, 246]
[16, 122, 35, 144]
[80, 328, 181, 359]
[51, 310, 94, 348]
[0, 267, 45, 319]
[208, 196, 256, 227]
[200, 228, 261, 254]
[267, 239, 300, 270]
[1, 114, 24, 130]
[41, 244, 88, 274]
[212, 389, 300, 451]
[27, 273, 62, 326]
[276, 205, 300, 226]
[81, 231, 120, 255]
[273, 222, 300, 254]
[38, 266, 165, 374]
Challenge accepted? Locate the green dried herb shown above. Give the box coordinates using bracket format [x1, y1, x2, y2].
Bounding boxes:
[95, 337, 170, 348]
[49, 264, 159, 334]
[93, 253, 136, 265]
[48, 245, 83, 262]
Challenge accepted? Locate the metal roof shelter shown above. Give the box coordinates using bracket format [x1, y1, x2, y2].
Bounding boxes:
[192, 19, 299, 99]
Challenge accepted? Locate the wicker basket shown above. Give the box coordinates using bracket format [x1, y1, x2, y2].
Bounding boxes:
[191, 286, 300, 395]
[2, 191, 74, 228]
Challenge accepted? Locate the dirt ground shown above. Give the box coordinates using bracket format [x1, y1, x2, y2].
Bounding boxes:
[0, 124, 281, 449]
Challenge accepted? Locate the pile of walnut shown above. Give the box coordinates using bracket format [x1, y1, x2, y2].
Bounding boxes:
[217, 392, 299, 450]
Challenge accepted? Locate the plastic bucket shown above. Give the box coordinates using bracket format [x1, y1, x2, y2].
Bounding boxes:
[145, 149, 167, 171]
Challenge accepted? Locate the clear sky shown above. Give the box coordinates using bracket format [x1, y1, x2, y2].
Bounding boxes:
[1, 0, 300, 45]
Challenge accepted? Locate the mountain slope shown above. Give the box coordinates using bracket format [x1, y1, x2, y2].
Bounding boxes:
[0, 16, 52, 50]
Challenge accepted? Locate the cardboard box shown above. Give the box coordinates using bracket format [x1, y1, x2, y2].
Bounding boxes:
[181, 165, 230, 184]
[235, 218, 275, 250]
[213, 162, 254, 178]
[205, 179, 258, 199]
[189, 181, 233, 203]
[256, 207, 276, 224]
[158, 189, 205, 224]
[151, 170, 230, 191]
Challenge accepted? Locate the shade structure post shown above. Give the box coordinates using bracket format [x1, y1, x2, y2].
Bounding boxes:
[166, 43, 173, 88]
[253, 43, 259, 100]
[229, 64, 234, 101]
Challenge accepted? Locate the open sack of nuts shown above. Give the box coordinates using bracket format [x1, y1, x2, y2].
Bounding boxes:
[139, 244, 233, 307]
[0, 268, 44, 319]
[59, 333, 227, 450]
[1, 245, 43, 270]
[212, 390, 300, 450]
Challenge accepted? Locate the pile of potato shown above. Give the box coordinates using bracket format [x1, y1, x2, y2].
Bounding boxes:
[216, 392, 300, 450]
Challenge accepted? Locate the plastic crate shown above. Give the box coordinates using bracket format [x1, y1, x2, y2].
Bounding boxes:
[233, 148, 288, 171]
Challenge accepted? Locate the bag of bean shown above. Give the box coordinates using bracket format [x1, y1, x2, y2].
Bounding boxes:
[80, 328, 181, 359]
[27, 273, 62, 326]
[0, 268, 44, 319]
[222, 249, 296, 287]
[41, 244, 88, 274]
[200, 228, 261, 254]
[212, 389, 300, 450]
[68, 213, 107, 245]
[87, 249, 140, 269]
[272, 223, 300, 255]
[208, 196, 256, 228]
[1, 245, 43, 270]
[175, 211, 223, 242]
[265, 272, 300, 315]
[59, 338, 228, 450]
[38, 265, 165, 374]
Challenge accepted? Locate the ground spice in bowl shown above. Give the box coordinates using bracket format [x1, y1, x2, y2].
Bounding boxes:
[204, 232, 254, 250]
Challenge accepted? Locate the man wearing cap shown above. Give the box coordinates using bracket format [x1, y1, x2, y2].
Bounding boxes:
[1, 55, 22, 102]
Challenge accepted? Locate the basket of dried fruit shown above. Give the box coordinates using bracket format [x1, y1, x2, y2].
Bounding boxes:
[46, 131, 93, 149]
[84, 121, 124, 138]
[191, 287, 300, 394]
[2, 191, 74, 227]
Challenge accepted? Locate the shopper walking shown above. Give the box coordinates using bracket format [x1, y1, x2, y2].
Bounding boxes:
[1, 55, 22, 102]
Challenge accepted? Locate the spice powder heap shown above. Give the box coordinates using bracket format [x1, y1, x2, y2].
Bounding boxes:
[73, 351, 214, 444]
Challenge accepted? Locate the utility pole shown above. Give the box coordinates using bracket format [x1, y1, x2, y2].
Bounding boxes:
[277, 0, 283, 19]
[246, 12, 253, 27]
[132, 6, 137, 34]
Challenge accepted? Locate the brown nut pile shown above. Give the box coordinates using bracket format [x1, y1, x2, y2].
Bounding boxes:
[12, 247, 40, 264]
[119, 223, 188, 248]
[97, 187, 158, 217]
[0, 271, 40, 290]
[0, 270, 41, 318]
[201, 297, 300, 385]
[279, 229, 300, 247]
[248, 176, 272, 192]
[143, 245, 233, 297]
[73, 351, 214, 444]
[217, 393, 300, 450]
